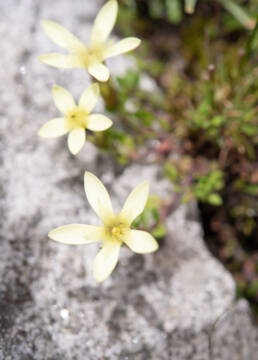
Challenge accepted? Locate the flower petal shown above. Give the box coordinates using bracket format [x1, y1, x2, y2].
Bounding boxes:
[52, 85, 76, 114]
[79, 83, 100, 113]
[41, 20, 86, 53]
[48, 224, 105, 244]
[90, 0, 118, 46]
[84, 171, 114, 223]
[87, 114, 113, 132]
[93, 241, 121, 282]
[119, 181, 149, 225]
[68, 128, 86, 154]
[88, 63, 110, 82]
[38, 117, 69, 138]
[103, 37, 141, 59]
[123, 229, 158, 254]
[39, 53, 84, 69]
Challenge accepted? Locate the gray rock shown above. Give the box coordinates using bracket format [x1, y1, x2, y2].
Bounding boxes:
[0, 1, 257, 360]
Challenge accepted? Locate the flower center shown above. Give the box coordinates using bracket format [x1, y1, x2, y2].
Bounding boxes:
[67, 109, 88, 129]
[111, 227, 121, 236]
[90, 43, 105, 62]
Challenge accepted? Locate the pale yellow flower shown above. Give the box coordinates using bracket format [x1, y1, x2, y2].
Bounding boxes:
[38, 83, 112, 154]
[39, 0, 141, 82]
[49, 172, 158, 282]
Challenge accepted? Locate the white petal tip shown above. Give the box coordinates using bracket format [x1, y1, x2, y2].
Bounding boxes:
[67, 127, 86, 155]
[134, 38, 141, 47]
[142, 180, 149, 186]
[41, 19, 59, 28]
[69, 146, 81, 155]
[150, 242, 159, 253]
[41, 19, 48, 27]
[132, 241, 159, 254]
[38, 55, 46, 62]
[140, 180, 150, 194]
[100, 73, 110, 82]
[37, 127, 51, 138]
[48, 230, 57, 240]
[94, 275, 105, 283]
[84, 171, 100, 185]
[84, 171, 94, 182]
[88, 63, 110, 82]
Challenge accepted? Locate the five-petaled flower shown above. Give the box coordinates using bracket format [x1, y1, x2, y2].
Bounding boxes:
[49, 172, 159, 282]
[39, 0, 141, 82]
[38, 83, 112, 155]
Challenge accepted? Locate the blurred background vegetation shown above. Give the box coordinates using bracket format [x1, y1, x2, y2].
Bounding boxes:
[90, 0, 258, 317]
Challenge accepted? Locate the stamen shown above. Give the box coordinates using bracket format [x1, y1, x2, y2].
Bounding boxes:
[111, 227, 121, 236]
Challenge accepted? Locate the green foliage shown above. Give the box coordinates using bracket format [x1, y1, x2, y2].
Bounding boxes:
[132, 196, 166, 239]
[109, 0, 258, 313]
[185, 0, 197, 14]
[165, 0, 182, 24]
[218, 0, 256, 30]
[116, 69, 140, 100]
[120, 0, 256, 29]
[193, 171, 224, 205]
[164, 160, 225, 205]
[164, 162, 180, 184]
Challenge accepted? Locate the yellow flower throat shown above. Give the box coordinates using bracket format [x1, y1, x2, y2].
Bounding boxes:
[68, 109, 88, 129]
[111, 227, 121, 236]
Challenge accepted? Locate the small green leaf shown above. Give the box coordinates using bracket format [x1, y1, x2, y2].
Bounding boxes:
[241, 124, 258, 136]
[117, 70, 140, 92]
[218, 0, 256, 30]
[166, 0, 182, 24]
[245, 184, 258, 196]
[135, 110, 155, 126]
[149, 0, 163, 18]
[208, 193, 223, 206]
[152, 223, 166, 238]
[164, 163, 179, 182]
[211, 116, 225, 127]
[185, 0, 197, 14]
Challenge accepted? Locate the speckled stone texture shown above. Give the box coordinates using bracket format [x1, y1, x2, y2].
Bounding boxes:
[0, 1, 257, 359]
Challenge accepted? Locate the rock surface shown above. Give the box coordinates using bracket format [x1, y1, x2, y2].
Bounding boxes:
[0, 1, 257, 359]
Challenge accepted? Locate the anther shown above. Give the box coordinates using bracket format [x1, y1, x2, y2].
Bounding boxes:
[111, 227, 121, 236]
